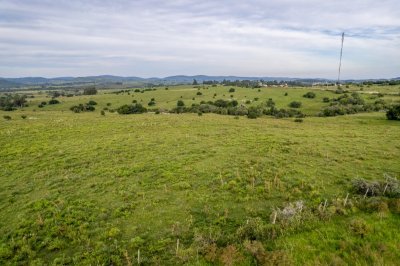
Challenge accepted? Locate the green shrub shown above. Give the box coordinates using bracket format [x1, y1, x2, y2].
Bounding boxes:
[117, 103, 147, 114]
[323, 97, 330, 102]
[303, 92, 316, 98]
[21, 115, 27, 119]
[87, 100, 97, 105]
[266, 98, 275, 107]
[236, 217, 267, 241]
[294, 118, 303, 123]
[386, 104, 400, 120]
[48, 99, 60, 105]
[349, 218, 369, 238]
[177, 100, 185, 107]
[229, 88, 235, 93]
[3, 115, 11, 120]
[100, 110, 105, 116]
[289, 101, 302, 108]
[247, 106, 263, 119]
[197, 91, 202, 96]
[70, 104, 95, 113]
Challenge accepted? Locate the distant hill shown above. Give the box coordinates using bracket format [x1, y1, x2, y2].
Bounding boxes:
[0, 78, 22, 88]
[1, 75, 399, 89]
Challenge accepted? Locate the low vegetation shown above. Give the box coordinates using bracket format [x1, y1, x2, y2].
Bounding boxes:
[0, 83, 399, 264]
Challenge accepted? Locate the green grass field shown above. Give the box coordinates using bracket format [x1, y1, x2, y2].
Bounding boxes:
[1, 85, 400, 265]
[21, 84, 400, 116]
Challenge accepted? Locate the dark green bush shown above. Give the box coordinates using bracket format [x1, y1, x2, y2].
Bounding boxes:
[177, 100, 185, 107]
[48, 99, 60, 105]
[229, 88, 235, 93]
[117, 103, 147, 114]
[87, 100, 97, 105]
[303, 92, 316, 98]
[266, 98, 275, 107]
[247, 106, 263, 119]
[70, 104, 96, 113]
[386, 104, 400, 120]
[3, 115, 11, 120]
[289, 101, 302, 108]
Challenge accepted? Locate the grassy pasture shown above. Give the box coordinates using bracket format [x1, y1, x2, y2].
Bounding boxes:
[0, 85, 400, 265]
[21, 84, 399, 116]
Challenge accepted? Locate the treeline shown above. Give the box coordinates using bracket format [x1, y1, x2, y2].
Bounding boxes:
[202, 79, 312, 87]
[116, 98, 305, 119]
[361, 80, 400, 86]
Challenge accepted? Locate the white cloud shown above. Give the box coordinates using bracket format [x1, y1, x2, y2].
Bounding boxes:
[0, 0, 399, 78]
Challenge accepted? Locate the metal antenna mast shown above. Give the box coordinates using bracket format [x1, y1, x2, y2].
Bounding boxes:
[337, 32, 345, 85]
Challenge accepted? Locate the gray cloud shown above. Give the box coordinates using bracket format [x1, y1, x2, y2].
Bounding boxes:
[0, 0, 399, 78]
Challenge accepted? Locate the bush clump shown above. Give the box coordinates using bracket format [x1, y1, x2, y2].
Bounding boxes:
[70, 104, 96, 113]
[303, 92, 316, 98]
[289, 101, 302, 108]
[117, 103, 147, 114]
[386, 104, 400, 120]
[351, 177, 400, 198]
[0, 94, 28, 111]
[247, 106, 263, 119]
[48, 99, 60, 105]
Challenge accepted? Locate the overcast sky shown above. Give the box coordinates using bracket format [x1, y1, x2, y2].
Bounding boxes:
[0, 0, 399, 79]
